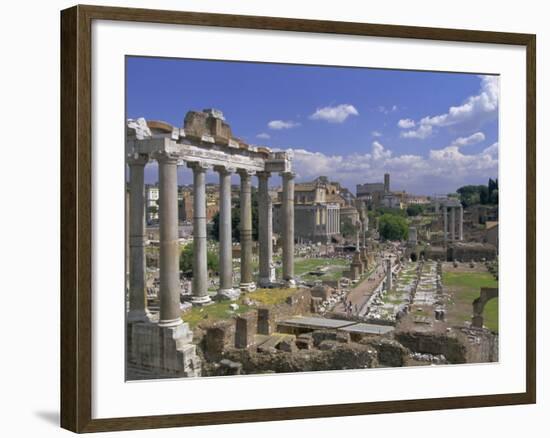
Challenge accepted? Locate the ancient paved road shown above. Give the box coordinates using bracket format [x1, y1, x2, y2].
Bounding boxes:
[333, 262, 386, 316]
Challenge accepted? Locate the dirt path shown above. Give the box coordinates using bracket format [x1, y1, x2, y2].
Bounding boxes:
[333, 263, 385, 316]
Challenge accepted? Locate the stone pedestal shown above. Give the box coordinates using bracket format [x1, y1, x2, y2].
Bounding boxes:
[128, 321, 201, 377]
[351, 251, 364, 275]
[257, 308, 274, 335]
[235, 313, 256, 348]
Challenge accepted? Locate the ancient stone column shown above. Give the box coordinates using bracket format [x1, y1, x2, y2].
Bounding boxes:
[450, 206, 456, 241]
[386, 258, 393, 291]
[281, 172, 296, 286]
[443, 206, 448, 244]
[127, 153, 151, 322]
[215, 165, 237, 299]
[188, 161, 211, 305]
[157, 153, 183, 327]
[459, 205, 464, 241]
[239, 169, 255, 291]
[258, 171, 273, 287]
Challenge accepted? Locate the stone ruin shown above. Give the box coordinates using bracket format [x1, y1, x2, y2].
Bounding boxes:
[126, 109, 296, 378]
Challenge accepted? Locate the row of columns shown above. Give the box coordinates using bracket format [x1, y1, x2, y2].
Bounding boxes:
[442, 205, 464, 244]
[127, 152, 296, 327]
[326, 207, 340, 235]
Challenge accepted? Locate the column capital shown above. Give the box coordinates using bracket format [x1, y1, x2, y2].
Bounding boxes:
[187, 160, 211, 172]
[213, 165, 236, 175]
[126, 152, 149, 166]
[152, 150, 179, 164]
[281, 171, 296, 180]
[257, 171, 271, 180]
[237, 168, 256, 178]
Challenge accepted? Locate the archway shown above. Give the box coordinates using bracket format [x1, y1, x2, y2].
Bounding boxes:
[472, 287, 499, 329]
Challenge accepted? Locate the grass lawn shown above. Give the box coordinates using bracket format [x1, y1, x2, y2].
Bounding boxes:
[182, 301, 251, 329]
[181, 288, 299, 328]
[294, 258, 347, 275]
[293, 257, 348, 281]
[443, 271, 499, 332]
[246, 288, 298, 306]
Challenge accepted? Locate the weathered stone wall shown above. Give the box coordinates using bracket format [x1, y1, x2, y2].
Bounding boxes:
[425, 246, 447, 261]
[458, 327, 499, 363]
[220, 342, 378, 374]
[202, 320, 235, 361]
[394, 331, 468, 364]
[449, 243, 497, 261]
[363, 337, 409, 367]
[255, 288, 313, 335]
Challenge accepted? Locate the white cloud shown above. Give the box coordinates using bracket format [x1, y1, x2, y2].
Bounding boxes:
[378, 105, 398, 115]
[450, 131, 485, 147]
[256, 132, 271, 139]
[397, 118, 416, 129]
[482, 142, 499, 158]
[268, 120, 300, 130]
[400, 75, 499, 139]
[284, 134, 497, 195]
[309, 104, 359, 123]
[371, 130, 383, 137]
[371, 141, 392, 160]
[400, 124, 433, 139]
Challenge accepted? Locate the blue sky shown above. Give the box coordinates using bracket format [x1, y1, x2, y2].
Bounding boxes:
[127, 56, 499, 195]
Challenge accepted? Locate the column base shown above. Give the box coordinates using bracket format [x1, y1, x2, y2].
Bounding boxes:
[190, 295, 213, 306]
[283, 278, 297, 288]
[127, 309, 152, 324]
[158, 317, 183, 328]
[258, 277, 274, 288]
[239, 282, 257, 292]
[217, 288, 241, 301]
[128, 321, 201, 378]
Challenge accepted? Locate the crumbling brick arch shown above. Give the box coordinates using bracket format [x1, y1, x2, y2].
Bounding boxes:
[472, 287, 498, 328]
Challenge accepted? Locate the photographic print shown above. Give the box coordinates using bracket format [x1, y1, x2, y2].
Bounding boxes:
[125, 57, 500, 380]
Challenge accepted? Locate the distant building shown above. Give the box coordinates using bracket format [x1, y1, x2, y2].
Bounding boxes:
[407, 195, 431, 205]
[146, 184, 159, 224]
[380, 190, 407, 209]
[357, 173, 406, 209]
[274, 176, 345, 243]
[356, 173, 390, 207]
[178, 186, 219, 223]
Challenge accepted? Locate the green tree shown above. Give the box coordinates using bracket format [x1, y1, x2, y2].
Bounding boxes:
[457, 181, 498, 207]
[457, 185, 483, 207]
[340, 217, 359, 238]
[376, 206, 407, 217]
[378, 214, 408, 241]
[179, 244, 219, 274]
[406, 204, 424, 217]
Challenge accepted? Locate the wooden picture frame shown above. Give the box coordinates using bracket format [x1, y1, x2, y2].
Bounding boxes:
[60, 4, 536, 433]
